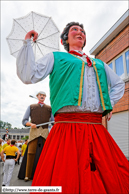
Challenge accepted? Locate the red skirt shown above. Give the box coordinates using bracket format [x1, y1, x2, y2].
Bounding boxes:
[31, 113, 129, 194]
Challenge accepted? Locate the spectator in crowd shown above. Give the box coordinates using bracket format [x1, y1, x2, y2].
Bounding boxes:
[17, 140, 28, 165]
[21, 139, 28, 157]
[1, 139, 6, 147]
[0, 139, 3, 161]
[21, 140, 23, 145]
[16, 144, 22, 165]
[2, 138, 11, 174]
[1, 139, 20, 186]
[14, 142, 22, 165]
[2, 139, 11, 149]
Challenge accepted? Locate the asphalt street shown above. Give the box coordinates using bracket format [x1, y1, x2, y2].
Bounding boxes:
[0, 161, 32, 194]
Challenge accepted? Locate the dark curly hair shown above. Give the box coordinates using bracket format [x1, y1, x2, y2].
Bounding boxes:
[60, 22, 86, 52]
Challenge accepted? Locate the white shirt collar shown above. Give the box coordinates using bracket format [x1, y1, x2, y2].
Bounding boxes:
[74, 50, 84, 55]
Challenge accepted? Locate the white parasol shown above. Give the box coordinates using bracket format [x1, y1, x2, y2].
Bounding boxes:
[6, 11, 60, 61]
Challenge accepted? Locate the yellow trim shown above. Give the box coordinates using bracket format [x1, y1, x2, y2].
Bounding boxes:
[70, 54, 106, 110]
[70, 54, 85, 106]
[71, 54, 85, 63]
[78, 61, 85, 106]
[92, 61, 106, 110]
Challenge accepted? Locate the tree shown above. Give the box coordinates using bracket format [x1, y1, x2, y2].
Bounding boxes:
[5, 122, 12, 129]
[0, 120, 5, 128]
[0, 120, 12, 129]
[21, 136, 29, 140]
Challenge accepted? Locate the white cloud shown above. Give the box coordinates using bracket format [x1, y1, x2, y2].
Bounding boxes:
[1, 1, 128, 127]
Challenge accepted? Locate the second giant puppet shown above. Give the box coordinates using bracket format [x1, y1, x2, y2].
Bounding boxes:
[18, 91, 54, 181]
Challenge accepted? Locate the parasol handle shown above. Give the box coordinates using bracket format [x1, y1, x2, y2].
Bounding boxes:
[31, 33, 36, 42]
[25, 30, 38, 42]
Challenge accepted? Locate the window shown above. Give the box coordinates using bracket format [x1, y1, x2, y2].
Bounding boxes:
[13, 135, 16, 139]
[125, 50, 129, 75]
[115, 55, 124, 78]
[108, 62, 113, 69]
[108, 49, 129, 80]
[17, 135, 20, 140]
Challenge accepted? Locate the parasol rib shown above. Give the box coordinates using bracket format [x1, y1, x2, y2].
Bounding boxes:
[6, 40, 12, 54]
[36, 43, 44, 56]
[32, 11, 35, 31]
[11, 49, 21, 55]
[11, 41, 34, 55]
[38, 42, 58, 50]
[14, 19, 28, 33]
[6, 38, 25, 41]
[38, 17, 51, 39]
[37, 31, 59, 41]
[34, 43, 36, 58]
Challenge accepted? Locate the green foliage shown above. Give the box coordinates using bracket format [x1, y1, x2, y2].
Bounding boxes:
[0, 120, 12, 129]
[21, 136, 29, 140]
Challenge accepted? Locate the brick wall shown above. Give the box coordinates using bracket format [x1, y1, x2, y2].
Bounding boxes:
[95, 25, 129, 129]
[96, 25, 129, 63]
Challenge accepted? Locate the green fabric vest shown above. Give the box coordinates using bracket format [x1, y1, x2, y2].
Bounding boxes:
[49, 52, 112, 116]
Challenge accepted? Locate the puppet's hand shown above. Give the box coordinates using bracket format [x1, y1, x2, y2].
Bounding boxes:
[31, 123, 37, 128]
[106, 111, 112, 121]
[25, 30, 38, 42]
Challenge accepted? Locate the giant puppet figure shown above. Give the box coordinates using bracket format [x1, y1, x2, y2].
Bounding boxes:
[18, 91, 54, 181]
[16, 22, 129, 193]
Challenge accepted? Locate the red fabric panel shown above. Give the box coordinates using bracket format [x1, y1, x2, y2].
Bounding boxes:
[31, 113, 129, 194]
[54, 112, 102, 123]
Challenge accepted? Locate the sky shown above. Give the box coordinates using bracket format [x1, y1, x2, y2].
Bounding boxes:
[1, 1, 128, 128]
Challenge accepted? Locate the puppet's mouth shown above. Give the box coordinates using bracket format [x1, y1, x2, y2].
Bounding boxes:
[77, 36, 83, 40]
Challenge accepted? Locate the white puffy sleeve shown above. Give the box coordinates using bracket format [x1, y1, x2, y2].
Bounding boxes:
[16, 39, 54, 84]
[104, 63, 125, 107]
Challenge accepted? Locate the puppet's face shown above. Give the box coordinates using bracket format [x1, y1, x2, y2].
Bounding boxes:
[37, 94, 46, 103]
[67, 25, 86, 51]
